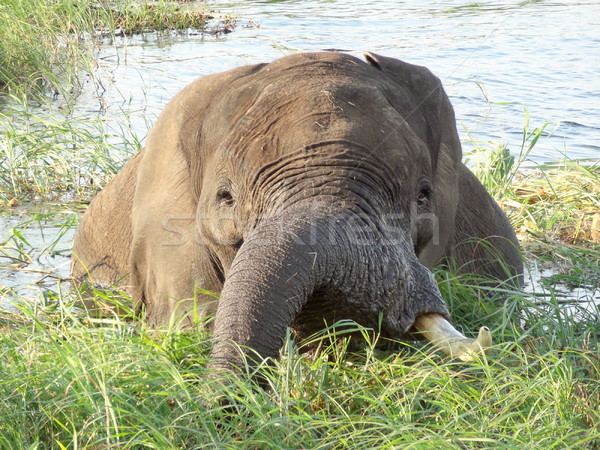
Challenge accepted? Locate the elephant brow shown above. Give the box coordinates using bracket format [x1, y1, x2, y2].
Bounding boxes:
[251, 140, 390, 189]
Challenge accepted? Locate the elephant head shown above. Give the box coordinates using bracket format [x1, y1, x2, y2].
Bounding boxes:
[73, 52, 520, 376]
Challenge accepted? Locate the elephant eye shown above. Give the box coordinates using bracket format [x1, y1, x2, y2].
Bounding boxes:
[216, 188, 234, 206]
[417, 183, 431, 206]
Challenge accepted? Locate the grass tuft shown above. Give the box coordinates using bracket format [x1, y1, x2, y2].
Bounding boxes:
[1, 289, 598, 447]
[0, 95, 142, 204]
[465, 112, 600, 294]
[0, 0, 215, 98]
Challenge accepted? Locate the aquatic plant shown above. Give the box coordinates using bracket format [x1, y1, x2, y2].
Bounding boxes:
[0, 95, 142, 204]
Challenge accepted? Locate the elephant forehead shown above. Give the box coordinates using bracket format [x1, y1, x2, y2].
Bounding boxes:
[206, 73, 430, 167]
[161, 52, 443, 191]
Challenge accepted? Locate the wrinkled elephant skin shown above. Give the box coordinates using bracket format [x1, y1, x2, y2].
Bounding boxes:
[71, 52, 523, 373]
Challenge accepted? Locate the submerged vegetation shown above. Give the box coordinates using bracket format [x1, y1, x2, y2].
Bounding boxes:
[1, 3, 599, 447]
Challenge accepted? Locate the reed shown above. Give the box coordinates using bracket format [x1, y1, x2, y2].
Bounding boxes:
[0, 95, 142, 204]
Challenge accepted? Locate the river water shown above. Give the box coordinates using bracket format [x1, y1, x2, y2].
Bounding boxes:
[81, 0, 600, 162]
[1, 0, 599, 308]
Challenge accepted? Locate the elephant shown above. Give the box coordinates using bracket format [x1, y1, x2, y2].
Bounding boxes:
[71, 51, 523, 375]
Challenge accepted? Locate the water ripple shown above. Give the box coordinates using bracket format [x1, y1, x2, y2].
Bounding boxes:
[71, 0, 600, 163]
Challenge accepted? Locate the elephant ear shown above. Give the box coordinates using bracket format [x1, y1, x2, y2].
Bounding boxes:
[129, 64, 266, 326]
[363, 51, 462, 172]
[364, 51, 463, 267]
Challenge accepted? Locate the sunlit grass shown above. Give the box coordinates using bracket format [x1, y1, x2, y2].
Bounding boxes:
[466, 110, 600, 293]
[0, 95, 142, 204]
[1, 140, 599, 446]
[1, 283, 598, 447]
[0, 0, 215, 98]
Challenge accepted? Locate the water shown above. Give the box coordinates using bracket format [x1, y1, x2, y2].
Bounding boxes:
[82, 0, 600, 162]
[0, 210, 76, 310]
[2, 0, 599, 304]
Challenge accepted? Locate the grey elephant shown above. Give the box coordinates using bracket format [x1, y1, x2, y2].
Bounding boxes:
[72, 52, 522, 374]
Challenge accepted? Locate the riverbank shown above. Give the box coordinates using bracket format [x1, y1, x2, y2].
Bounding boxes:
[0, 0, 226, 98]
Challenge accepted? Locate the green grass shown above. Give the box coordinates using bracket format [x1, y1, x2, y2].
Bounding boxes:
[0, 95, 143, 204]
[0, 0, 214, 97]
[1, 281, 598, 448]
[1, 105, 599, 446]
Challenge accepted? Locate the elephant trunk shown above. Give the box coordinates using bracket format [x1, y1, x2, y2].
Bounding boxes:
[208, 207, 493, 376]
[208, 212, 327, 374]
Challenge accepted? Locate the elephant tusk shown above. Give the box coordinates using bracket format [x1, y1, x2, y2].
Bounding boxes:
[413, 314, 492, 362]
